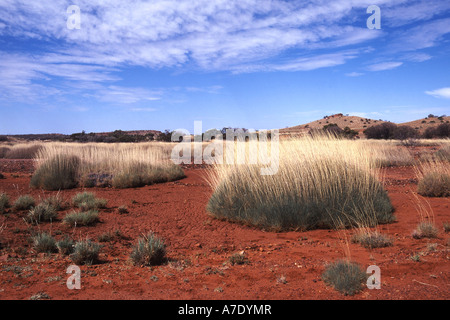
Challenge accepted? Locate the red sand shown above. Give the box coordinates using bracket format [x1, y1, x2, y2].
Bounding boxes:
[0, 161, 448, 300]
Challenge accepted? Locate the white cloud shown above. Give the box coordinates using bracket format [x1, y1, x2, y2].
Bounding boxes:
[425, 87, 450, 99]
[367, 61, 403, 71]
[345, 72, 364, 77]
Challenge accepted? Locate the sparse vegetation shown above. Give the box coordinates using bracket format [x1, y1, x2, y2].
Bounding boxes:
[13, 195, 35, 211]
[322, 260, 367, 295]
[32, 232, 57, 253]
[70, 239, 102, 265]
[412, 222, 439, 239]
[63, 210, 99, 227]
[72, 192, 107, 210]
[351, 231, 393, 249]
[228, 251, 248, 265]
[56, 236, 75, 255]
[207, 136, 394, 231]
[417, 161, 450, 197]
[0, 193, 10, 214]
[30, 154, 80, 190]
[130, 232, 167, 266]
[26, 203, 57, 224]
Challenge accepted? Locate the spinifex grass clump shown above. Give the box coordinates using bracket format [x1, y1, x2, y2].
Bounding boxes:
[322, 260, 367, 296]
[30, 154, 80, 190]
[72, 192, 107, 210]
[0, 193, 10, 214]
[63, 210, 99, 227]
[412, 222, 439, 239]
[351, 231, 393, 249]
[32, 142, 185, 189]
[130, 232, 167, 266]
[112, 161, 185, 188]
[70, 240, 101, 265]
[13, 195, 35, 211]
[416, 160, 450, 197]
[26, 203, 57, 224]
[56, 236, 75, 255]
[207, 136, 394, 231]
[32, 232, 57, 253]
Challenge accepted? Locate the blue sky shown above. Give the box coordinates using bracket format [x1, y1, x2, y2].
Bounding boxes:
[1, 0, 450, 134]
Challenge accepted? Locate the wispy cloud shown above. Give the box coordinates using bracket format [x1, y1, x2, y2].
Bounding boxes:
[367, 61, 403, 71]
[425, 87, 450, 99]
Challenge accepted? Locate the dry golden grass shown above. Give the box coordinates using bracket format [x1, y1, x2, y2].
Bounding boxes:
[206, 135, 395, 231]
[31, 142, 184, 189]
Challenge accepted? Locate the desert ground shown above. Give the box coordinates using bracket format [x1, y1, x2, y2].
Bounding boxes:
[0, 139, 448, 301]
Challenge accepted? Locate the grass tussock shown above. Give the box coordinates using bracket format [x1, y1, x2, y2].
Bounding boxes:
[63, 210, 99, 227]
[70, 239, 101, 265]
[31, 142, 185, 190]
[32, 232, 57, 253]
[207, 136, 394, 231]
[322, 260, 367, 296]
[416, 160, 450, 197]
[13, 195, 35, 211]
[26, 203, 57, 224]
[72, 192, 107, 210]
[30, 154, 80, 190]
[412, 222, 439, 239]
[0, 193, 10, 214]
[4, 144, 42, 159]
[56, 236, 75, 255]
[41, 194, 65, 211]
[130, 232, 167, 266]
[351, 231, 393, 249]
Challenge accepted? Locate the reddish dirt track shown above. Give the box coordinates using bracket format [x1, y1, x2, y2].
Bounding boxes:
[0, 161, 448, 300]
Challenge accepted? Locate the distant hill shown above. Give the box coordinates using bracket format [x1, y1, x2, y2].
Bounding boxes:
[280, 113, 450, 138]
[399, 115, 450, 134]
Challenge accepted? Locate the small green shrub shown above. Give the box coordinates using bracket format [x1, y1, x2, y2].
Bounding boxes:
[444, 221, 450, 233]
[322, 260, 367, 295]
[130, 232, 167, 266]
[351, 231, 393, 249]
[32, 232, 57, 253]
[26, 203, 57, 224]
[72, 192, 107, 210]
[63, 210, 99, 227]
[13, 195, 35, 211]
[41, 195, 65, 211]
[56, 236, 75, 255]
[228, 251, 249, 265]
[30, 154, 80, 190]
[0, 193, 10, 214]
[117, 205, 129, 214]
[417, 172, 450, 197]
[412, 222, 439, 239]
[70, 240, 101, 265]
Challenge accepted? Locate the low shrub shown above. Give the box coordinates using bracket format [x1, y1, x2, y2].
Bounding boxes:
[63, 210, 99, 227]
[322, 260, 367, 295]
[417, 172, 450, 197]
[0, 173, 5, 179]
[30, 154, 80, 190]
[70, 240, 101, 265]
[32, 232, 57, 253]
[412, 222, 439, 239]
[0, 193, 10, 214]
[41, 195, 65, 211]
[130, 232, 167, 266]
[72, 192, 107, 210]
[13, 195, 35, 211]
[351, 231, 393, 249]
[26, 203, 57, 224]
[56, 236, 75, 255]
[228, 251, 249, 265]
[117, 205, 129, 214]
